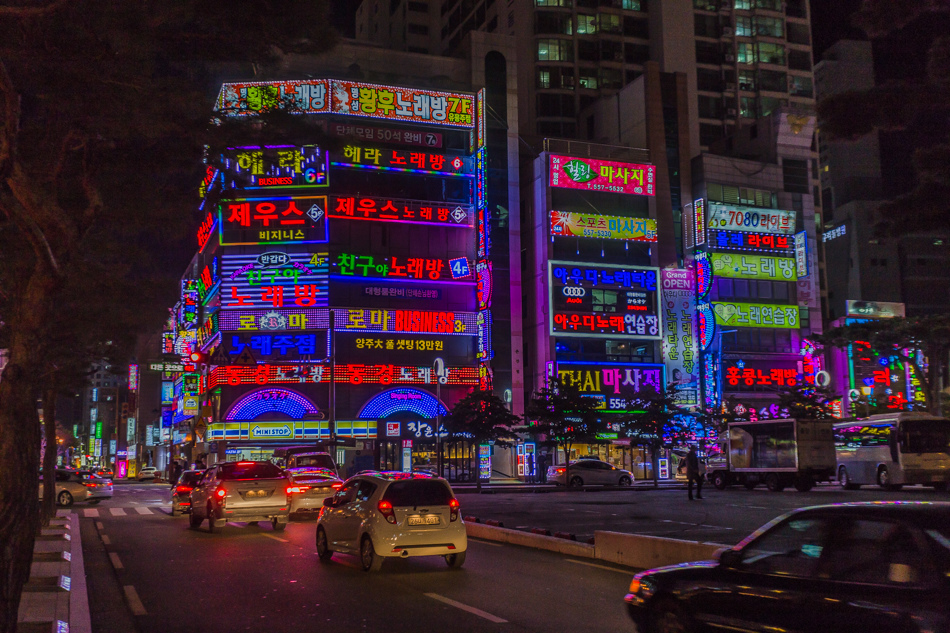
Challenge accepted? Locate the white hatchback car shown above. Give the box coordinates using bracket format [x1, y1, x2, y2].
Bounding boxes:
[315, 472, 466, 571]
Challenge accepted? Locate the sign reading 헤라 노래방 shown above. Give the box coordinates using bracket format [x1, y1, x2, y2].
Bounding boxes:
[549, 155, 656, 196]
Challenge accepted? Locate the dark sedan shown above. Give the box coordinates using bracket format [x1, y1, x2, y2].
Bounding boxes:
[625, 502, 950, 633]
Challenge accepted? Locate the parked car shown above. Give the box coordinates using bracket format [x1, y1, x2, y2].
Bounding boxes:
[316, 471, 466, 571]
[39, 469, 113, 506]
[288, 469, 343, 516]
[625, 502, 950, 633]
[547, 459, 633, 487]
[170, 470, 204, 516]
[137, 466, 158, 481]
[189, 461, 291, 532]
[94, 468, 114, 480]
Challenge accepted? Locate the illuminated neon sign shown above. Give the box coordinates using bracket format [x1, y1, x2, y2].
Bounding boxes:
[224, 388, 320, 421]
[695, 251, 712, 299]
[549, 211, 657, 242]
[823, 224, 847, 242]
[556, 362, 664, 411]
[197, 211, 216, 251]
[207, 364, 479, 389]
[476, 261, 492, 310]
[693, 198, 705, 246]
[363, 286, 441, 300]
[179, 281, 199, 330]
[226, 333, 327, 361]
[549, 155, 656, 196]
[128, 365, 139, 392]
[707, 202, 795, 235]
[661, 268, 698, 406]
[217, 308, 479, 335]
[218, 195, 328, 245]
[549, 261, 660, 339]
[335, 253, 473, 282]
[217, 145, 328, 190]
[329, 195, 473, 227]
[708, 230, 793, 253]
[221, 252, 328, 310]
[712, 302, 799, 329]
[334, 145, 473, 176]
[723, 359, 799, 391]
[358, 388, 447, 420]
[475, 147, 486, 209]
[794, 231, 808, 278]
[710, 253, 797, 281]
[341, 334, 473, 363]
[216, 80, 329, 115]
[196, 258, 220, 305]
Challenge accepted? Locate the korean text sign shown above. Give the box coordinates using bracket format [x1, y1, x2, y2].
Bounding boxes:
[207, 363, 479, 389]
[226, 332, 327, 362]
[331, 80, 474, 127]
[710, 253, 797, 281]
[329, 195, 473, 227]
[549, 155, 656, 196]
[556, 362, 664, 411]
[219, 195, 328, 245]
[335, 253, 472, 282]
[334, 145, 473, 176]
[218, 145, 328, 190]
[707, 202, 795, 235]
[216, 80, 329, 115]
[707, 230, 793, 254]
[221, 252, 329, 310]
[712, 301, 799, 329]
[723, 360, 800, 391]
[660, 269, 698, 406]
[549, 211, 657, 242]
[217, 308, 478, 336]
[549, 261, 660, 339]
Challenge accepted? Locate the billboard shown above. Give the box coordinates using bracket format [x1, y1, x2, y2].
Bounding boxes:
[207, 363, 479, 389]
[335, 253, 474, 282]
[660, 269, 698, 406]
[707, 230, 794, 254]
[549, 261, 660, 339]
[218, 308, 479, 336]
[221, 252, 329, 310]
[216, 79, 329, 114]
[710, 253, 797, 281]
[712, 301, 800, 329]
[549, 211, 657, 242]
[549, 154, 656, 196]
[218, 195, 328, 245]
[846, 300, 905, 319]
[329, 196, 473, 227]
[707, 202, 795, 235]
[555, 362, 665, 412]
[217, 145, 329, 190]
[333, 145, 474, 176]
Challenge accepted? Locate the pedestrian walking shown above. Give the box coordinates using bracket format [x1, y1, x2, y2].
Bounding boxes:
[170, 460, 183, 487]
[686, 446, 703, 500]
[538, 453, 549, 484]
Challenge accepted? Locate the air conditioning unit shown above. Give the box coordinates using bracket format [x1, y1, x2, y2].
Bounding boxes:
[722, 27, 734, 36]
[727, 108, 738, 116]
[724, 54, 735, 62]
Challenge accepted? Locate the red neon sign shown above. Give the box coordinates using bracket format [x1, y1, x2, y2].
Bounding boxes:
[206, 364, 479, 390]
[329, 196, 473, 227]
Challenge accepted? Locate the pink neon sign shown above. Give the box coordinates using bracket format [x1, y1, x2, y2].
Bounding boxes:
[549, 155, 656, 197]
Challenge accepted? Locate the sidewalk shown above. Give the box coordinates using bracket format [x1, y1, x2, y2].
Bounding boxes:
[452, 478, 685, 493]
[18, 510, 91, 633]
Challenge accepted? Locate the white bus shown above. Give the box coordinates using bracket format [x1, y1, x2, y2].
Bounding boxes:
[834, 413, 950, 491]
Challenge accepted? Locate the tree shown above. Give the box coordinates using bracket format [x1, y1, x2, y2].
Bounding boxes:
[524, 378, 604, 488]
[625, 385, 691, 488]
[775, 384, 836, 420]
[817, 1, 950, 235]
[819, 315, 950, 415]
[0, 3, 336, 630]
[446, 389, 520, 490]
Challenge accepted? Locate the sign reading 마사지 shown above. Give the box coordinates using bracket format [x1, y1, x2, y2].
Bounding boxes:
[549, 155, 656, 196]
[549, 211, 657, 242]
[556, 362, 665, 411]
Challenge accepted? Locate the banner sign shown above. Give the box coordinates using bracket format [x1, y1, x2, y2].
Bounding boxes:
[707, 229, 794, 253]
[329, 195, 473, 227]
[549, 211, 657, 242]
[710, 253, 797, 281]
[221, 252, 329, 310]
[723, 359, 800, 391]
[660, 269, 698, 406]
[335, 253, 474, 282]
[549, 261, 660, 339]
[218, 195, 328, 245]
[712, 302, 800, 329]
[207, 364, 479, 389]
[707, 202, 795, 235]
[225, 332, 328, 362]
[549, 155, 656, 196]
[556, 362, 665, 412]
[794, 231, 808, 278]
[216, 79, 330, 115]
[333, 145, 473, 176]
[339, 333, 474, 364]
[328, 122, 442, 148]
[218, 308, 478, 336]
[217, 145, 329, 190]
[845, 300, 905, 319]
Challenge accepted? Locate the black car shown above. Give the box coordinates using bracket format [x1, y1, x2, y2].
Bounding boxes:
[170, 470, 204, 516]
[625, 502, 950, 633]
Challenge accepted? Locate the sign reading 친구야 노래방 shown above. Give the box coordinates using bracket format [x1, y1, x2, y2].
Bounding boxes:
[710, 253, 797, 281]
[549, 210, 657, 242]
[217, 145, 329, 190]
[219, 195, 328, 245]
[549, 262, 660, 339]
[706, 201, 795, 235]
[333, 145, 474, 176]
[329, 195, 474, 227]
[660, 268, 698, 406]
[217, 308, 479, 336]
[555, 362, 665, 411]
[712, 301, 800, 329]
[220, 252, 329, 310]
[549, 155, 656, 196]
[335, 253, 473, 282]
[707, 230, 794, 254]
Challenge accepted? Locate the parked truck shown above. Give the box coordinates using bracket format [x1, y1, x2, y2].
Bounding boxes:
[705, 418, 836, 492]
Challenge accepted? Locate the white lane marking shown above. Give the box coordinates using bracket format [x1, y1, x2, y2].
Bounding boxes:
[566, 559, 630, 574]
[110, 508, 126, 516]
[95, 522, 104, 531]
[123, 585, 147, 616]
[109, 552, 123, 570]
[135, 507, 152, 515]
[101, 535, 111, 545]
[467, 538, 503, 547]
[83, 509, 99, 518]
[262, 533, 289, 543]
[424, 593, 508, 624]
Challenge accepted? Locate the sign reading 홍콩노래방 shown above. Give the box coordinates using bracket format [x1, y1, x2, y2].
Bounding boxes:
[549, 210, 657, 242]
[712, 301, 800, 329]
[706, 201, 796, 235]
[329, 195, 474, 227]
[555, 362, 665, 412]
[216, 145, 329, 190]
[220, 252, 329, 310]
[710, 253, 797, 281]
[217, 308, 479, 335]
[549, 155, 656, 196]
[549, 262, 660, 339]
[723, 359, 801, 391]
[218, 195, 328, 245]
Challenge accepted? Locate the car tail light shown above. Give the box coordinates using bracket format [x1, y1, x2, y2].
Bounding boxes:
[214, 486, 226, 506]
[288, 486, 310, 494]
[377, 500, 396, 524]
[449, 498, 460, 522]
[331, 483, 343, 490]
[175, 485, 193, 495]
[555, 468, 565, 474]
[83, 483, 97, 488]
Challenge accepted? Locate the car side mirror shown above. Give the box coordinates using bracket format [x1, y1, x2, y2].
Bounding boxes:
[718, 549, 742, 569]
[322, 497, 334, 508]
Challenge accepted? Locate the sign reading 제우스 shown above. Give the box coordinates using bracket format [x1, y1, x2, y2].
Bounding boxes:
[549, 211, 657, 242]
[549, 155, 656, 196]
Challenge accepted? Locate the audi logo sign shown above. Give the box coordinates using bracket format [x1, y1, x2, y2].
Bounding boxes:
[562, 287, 586, 297]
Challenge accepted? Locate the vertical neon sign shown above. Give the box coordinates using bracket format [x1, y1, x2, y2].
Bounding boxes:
[694, 198, 705, 246]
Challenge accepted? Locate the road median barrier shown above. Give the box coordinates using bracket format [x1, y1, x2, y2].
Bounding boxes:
[463, 515, 480, 523]
[484, 519, 504, 527]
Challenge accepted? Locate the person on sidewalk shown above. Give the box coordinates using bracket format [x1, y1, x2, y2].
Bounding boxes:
[686, 446, 703, 500]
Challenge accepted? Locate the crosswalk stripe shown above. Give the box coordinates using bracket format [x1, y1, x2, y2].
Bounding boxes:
[83, 509, 99, 518]
[110, 508, 126, 516]
[135, 507, 152, 515]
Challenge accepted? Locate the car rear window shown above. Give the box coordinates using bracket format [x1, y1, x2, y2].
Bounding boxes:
[382, 480, 453, 507]
[294, 454, 336, 470]
[180, 472, 202, 486]
[218, 462, 283, 480]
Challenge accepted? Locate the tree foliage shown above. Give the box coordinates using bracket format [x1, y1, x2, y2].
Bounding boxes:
[775, 384, 836, 420]
[624, 385, 692, 486]
[446, 389, 520, 489]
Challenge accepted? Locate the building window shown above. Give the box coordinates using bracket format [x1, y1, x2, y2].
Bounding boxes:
[408, 1, 428, 11]
[758, 69, 786, 92]
[734, 0, 751, 9]
[538, 66, 575, 89]
[625, 43, 650, 64]
[708, 183, 776, 207]
[753, 16, 784, 37]
[537, 0, 572, 5]
[694, 0, 717, 10]
[733, 16, 751, 37]
[577, 13, 597, 34]
[737, 42, 754, 64]
[600, 67, 623, 89]
[537, 68, 551, 88]
[737, 70, 756, 91]
[788, 74, 812, 97]
[698, 95, 723, 119]
[788, 49, 812, 71]
[407, 23, 429, 35]
[783, 159, 810, 193]
[740, 96, 756, 118]
[620, 0, 643, 9]
[578, 71, 598, 89]
[696, 41, 723, 65]
[759, 96, 786, 117]
[536, 11, 573, 34]
[537, 38, 573, 61]
[537, 93, 576, 117]
[697, 68, 723, 91]
[601, 39, 623, 62]
[700, 123, 724, 146]
[624, 16, 648, 37]
[755, 0, 782, 11]
[787, 22, 810, 45]
[756, 42, 786, 65]
[599, 13, 622, 33]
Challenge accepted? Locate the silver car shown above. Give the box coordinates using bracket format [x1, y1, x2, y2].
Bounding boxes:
[547, 459, 634, 487]
[189, 461, 291, 533]
[289, 470, 343, 515]
[39, 469, 113, 506]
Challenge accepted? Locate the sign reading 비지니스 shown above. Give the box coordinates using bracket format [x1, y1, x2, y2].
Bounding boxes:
[549, 210, 657, 242]
[549, 155, 656, 196]
[710, 253, 797, 281]
[707, 202, 795, 235]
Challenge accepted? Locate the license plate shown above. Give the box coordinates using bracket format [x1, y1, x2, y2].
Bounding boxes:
[408, 515, 440, 526]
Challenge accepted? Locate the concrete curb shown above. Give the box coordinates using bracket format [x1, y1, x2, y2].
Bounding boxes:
[466, 522, 596, 558]
[453, 482, 686, 494]
[69, 511, 92, 633]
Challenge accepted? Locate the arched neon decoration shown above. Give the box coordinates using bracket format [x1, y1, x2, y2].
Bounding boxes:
[224, 387, 319, 421]
[357, 388, 447, 420]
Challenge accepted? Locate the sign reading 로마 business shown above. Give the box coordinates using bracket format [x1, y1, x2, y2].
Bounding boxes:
[549, 155, 656, 196]
[712, 302, 799, 329]
[707, 202, 795, 235]
[549, 211, 657, 242]
[549, 262, 660, 339]
[710, 253, 797, 281]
